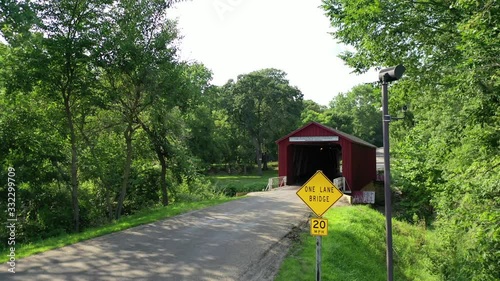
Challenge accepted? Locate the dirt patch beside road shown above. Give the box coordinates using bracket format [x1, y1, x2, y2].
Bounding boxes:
[238, 215, 309, 281]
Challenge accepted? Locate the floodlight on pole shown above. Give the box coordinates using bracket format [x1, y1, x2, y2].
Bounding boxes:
[379, 65, 405, 83]
[379, 64, 405, 281]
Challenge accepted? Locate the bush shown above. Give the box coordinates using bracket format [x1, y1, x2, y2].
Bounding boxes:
[432, 180, 500, 281]
[0, 182, 74, 248]
[123, 166, 161, 215]
[213, 181, 266, 197]
[172, 175, 226, 203]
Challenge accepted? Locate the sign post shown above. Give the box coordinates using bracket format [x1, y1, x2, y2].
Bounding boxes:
[310, 217, 328, 281]
[316, 235, 322, 281]
[297, 170, 343, 281]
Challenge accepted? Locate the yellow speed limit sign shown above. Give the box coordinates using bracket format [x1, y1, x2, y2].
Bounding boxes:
[310, 218, 328, 236]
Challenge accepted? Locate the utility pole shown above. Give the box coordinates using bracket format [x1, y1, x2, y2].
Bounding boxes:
[378, 65, 405, 281]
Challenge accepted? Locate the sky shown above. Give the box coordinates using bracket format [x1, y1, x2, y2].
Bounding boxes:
[167, 0, 377, 106]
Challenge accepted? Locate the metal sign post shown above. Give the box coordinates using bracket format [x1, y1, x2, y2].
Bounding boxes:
[311, 217, 327, 281]
[298, 171, 342, 281]
[316, 235, 322, 281]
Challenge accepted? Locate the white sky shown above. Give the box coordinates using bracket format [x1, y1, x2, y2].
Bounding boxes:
[167, 0, 377, 106]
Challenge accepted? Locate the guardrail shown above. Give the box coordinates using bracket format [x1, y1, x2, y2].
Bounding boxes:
[265, 176, 287, 191]
[333, 177, 351, 194]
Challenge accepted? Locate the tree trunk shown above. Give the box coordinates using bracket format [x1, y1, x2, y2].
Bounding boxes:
[64, 95, 80, 232]
[254, 138, 263, 176]
[158, 152, 169, 206]
[137, 119, 169, 207]
[262, 153, 269, 171]
[104, 179, 113, 222]
[116, 124, 133, 219]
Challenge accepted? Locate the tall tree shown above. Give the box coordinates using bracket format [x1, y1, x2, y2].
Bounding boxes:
[228, 68, 303, 175]
[300, 100, 328, 125]
[1, 0, 109, 232]
[0, 43, 78, 236]
[326, 84, 383, 147]
[182, 63, 222, 167]
[98, 0, 184, 213]
[322, 1, 499, 279]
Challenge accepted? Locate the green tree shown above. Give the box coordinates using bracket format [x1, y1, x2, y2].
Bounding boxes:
[1, 0, 109, 232]
[300, 100, 328, 125]
[211, 81, 255, 173]
[322, 0, 499, 279]
[136, 62, 192, 207]
[97, 0, 183, 214]
[0, 56, 76, 240]
[326, 84, 382, 147]
[0, 0, 220, 244]
[182, 63, 224, 167]
[228, 68, 303, 175]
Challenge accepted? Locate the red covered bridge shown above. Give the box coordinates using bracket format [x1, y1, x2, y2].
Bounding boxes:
[276, 122, 377, 193]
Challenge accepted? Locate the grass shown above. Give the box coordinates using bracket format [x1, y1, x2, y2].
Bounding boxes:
[209, 168, 278, 195]
[0, 197, 236, 263]
[211, 169, 277, 185]
[275, 205, 439, 281]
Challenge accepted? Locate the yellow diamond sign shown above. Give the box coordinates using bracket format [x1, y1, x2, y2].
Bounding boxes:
[296, 170, 343, 217]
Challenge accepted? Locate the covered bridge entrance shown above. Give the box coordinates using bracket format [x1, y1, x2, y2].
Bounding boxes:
[276, 122, 377, 193]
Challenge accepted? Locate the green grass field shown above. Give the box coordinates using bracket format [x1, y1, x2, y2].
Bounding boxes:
[209, 167, 278, 195]
[275, 205, 438, 281]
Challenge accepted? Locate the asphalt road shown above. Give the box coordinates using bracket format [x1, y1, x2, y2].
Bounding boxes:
[1, 186, 317, 281]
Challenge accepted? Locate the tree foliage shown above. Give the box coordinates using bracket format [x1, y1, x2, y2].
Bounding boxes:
[1, 2, 309, 248]
[0, 0, 216, 245]
[300, 84, 383, 147]
[224, 68, 304, 175]
[97, 0, 183, 216]
[322, 0, 499, 279]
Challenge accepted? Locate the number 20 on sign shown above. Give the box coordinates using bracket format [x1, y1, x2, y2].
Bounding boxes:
[310, 218, 328, 236]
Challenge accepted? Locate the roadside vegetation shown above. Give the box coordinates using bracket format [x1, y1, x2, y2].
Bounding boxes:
[0, 0, 298, 255]
[0, 197, 237, 263]
[0, 164, 275, 262]
[317, 1, 499, 280]
[276, 206, 438, 281]
[0, 164, 279, 262]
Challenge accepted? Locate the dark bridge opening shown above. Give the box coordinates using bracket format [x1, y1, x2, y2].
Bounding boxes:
[292, 143, 342, 184]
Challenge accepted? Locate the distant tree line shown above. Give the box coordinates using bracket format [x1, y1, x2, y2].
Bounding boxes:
[301, 83, 383, 147]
